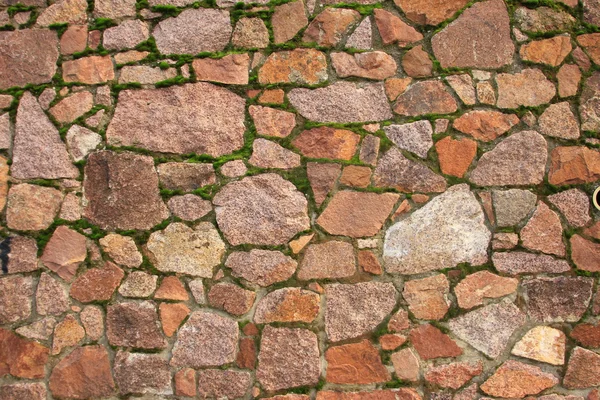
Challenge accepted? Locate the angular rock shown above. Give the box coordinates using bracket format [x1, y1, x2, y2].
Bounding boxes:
[49, 91, 93, 124]
[80, 306, 104, 341]
[325, 340, 390, 384]
[385, 120, 432, 158]
[157, 162, 215, 192]
[226, 249, 297, 286]
[272, 0, 308, 44]
[233, 17, 269, 48]
[579, 33, 600, 65]
[290, 81, 391, 122]
[153, 9, 231, 54]
[325, 282, 397, 342]
[449, 299, 526, 358]
[393, 0, 469, 25]
[432, 0, 514, 68]
[539, 102, 580, 139]
[257, 326, 320, 391]
[469, 131, 547, 186]
[0, 275, 32, 324]
[374, 9, 423, 46]
[6, 184, 62, 231]
[259, 49, 328, 85]
[250, 105, 296, 138]
[571, 323, 600, 348]
[346, 17, 372, 49]
[523, 276, 593, 322]
[455, 271, 518, 309]
[402, 45, 432, 78]
[1, 236, 38, 274]
[41, 226, 87, 282]
[118, 65, 177, 84]
[571, 234, 600, 272]
[391, 348, 420, 381]
[393, 80, 458, 116]
[175, 368, 196, 397]
[410, 324, 463, 360]
[435, 136, 477, 178]
[208, 283, 255, 316]
[193, 53, 249, 85]
[340, 165, 371, 188]
[564, 347, 600, 389]
[153, 276, 188, 301]
[358, 249, 382, 274]
[100, 233, 142, 268]
[51, 314, 85, 355]
[298, 241, 356, 280]
[197, 370, 252, 398]
[453, 110, 519, 142]
[60, 26, 87, 56]
[403, 274, 449, 320]
[514, 6, 575, 32]
[360, 134, 380, 166]
[167, 194, 212, 221]
[106, 83, 245, 156]
[254, 288, 320, 323]
[317, 191, 399, 237]
[0, 383, 47, 400]
[115, 352, 171, 396]
[493, 189, 537, 227]
[384, 184, 490, 274]
[94, 0, 136, 17]
[548, 146, 600, 185]
[496, 69, 556, 109]
[293, 127, 360, 160]
[481, 360, 558, 398]
[70, 262, 124, 303]
[520, 202, 565, 257]
[424, 362, 483, 390]
[66, 125, 102, 161]
[549, 189, 590, 227]
[249, 139, 301, 169]
[512, 326, 566, 365]
[62, 56, 115, 84]
[0, 328, 48, 379]
[307, 162, 341, 206]
[446, 74, 476, 105]
[36, 272, 69, 316]
[331, 51, 397, 80]
[83, 151, 169, 230]
[557, 63, 581, 97]
[119, 271, 157, 298]
[107, 301, 167, 349]
[520, 35, 572, 66]
[103, 20, 149, 50]
[493, 251, 570, 275]
[493, 232, 519, 249]
[303, 8, 361, 47]
[213, 173, 310, 245]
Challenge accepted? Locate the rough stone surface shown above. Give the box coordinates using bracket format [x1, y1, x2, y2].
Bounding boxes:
[410, 324, 463, 360]
[62, 56, 115, 84]
[496, 69, 556, 109]
[107, 302, 166, 349]
[493, 251, 571, 274]
[539, 102, 580, 139]
[391, 348, 420, 381]
[298, 241, 356, 280]
[303, 8, 361, 47]
[36, 273, 69, 316]
[455, 270, 518, 309]
[548, 146, 600, 185]
[520, 35, 572, 66]
[331, 51, 397, 80]
[402, 274, 450, 320]
[2, 236, 38, 274]
[114, 352, 171, 396]
[157, 163, 216, 192]
[481, 360, 559, 398]
[512, 326, 566, 365]
[66, 125, 102, 162]
[293, 127, 360, 160]
[250, 105, 296, 138]
[580, 72, 600, 131]
[0, 275, 33, 324]
[250, 139, 301, 169]
[374, 9, 423, 46]
[6, 184, 62, 231]
[119, 271, 157, 298]
[254, 288, 320, 323]
[100, 233, 142, 268]
[393, 80, 458, 116]
[374, 148, 446, 192]
[493, 189, 537, 227]
[49, 91, 94, 124]
[514, 6, 575, 32]
[197, 370, 252, 398]
[523, 276, 593, 322]
[259, 49, 328, 85]
[325, 340, 390, 384]
[520, 201, 565, 257]
[193, 54, 249, 85]
[453, 110, 519, 142]
[394, 0, 469, 25]
[424, 362, 483, 390]
[435, 136, 477, 178]
[41, 226, 87, 282]
[564, 347, 600, 389]
[384, 120, 433, 158]
[103, 20, 149, 50]
[208, 282, 255, 316]
[226, 249, 297, 286]
[233, 17, 269, 48]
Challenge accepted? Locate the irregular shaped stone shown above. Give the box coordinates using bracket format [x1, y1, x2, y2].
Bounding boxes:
[374, 9, 423, 46]
[512, 326, 566, 365]
[403, 274, 449, 320]
[393, 0, 469, 25]
[298, 241, 356, 280]
[153, 9, 231, 54]
[331, 51, 397, 80]
[432, 0, 514, 68]
[249, 139, 301, 169]
[357, 249, 382, 274]
[36, 272, 69, 316]
[250, 105, 296, 138]
[307, 162, 341, 206]
[197, 370, 252, 398]
[119, 271, 157, 298]
[325, 340, 390, 384]
[0, 383, 47, 400]
[303, 8, 360, 47]
[62, 56, 115, 84]
[290, 81, 392, 122]
[118, 65, 177, 84]
[385, 77, 412, 100]
[167, 194, 212, 221]
[384, 120, 432, 158]
[374, 148, 446, 193]
[425, 362, 483, 390]
[70, 262, 124, 303]
[402, 45, 432, 77]
[208, 283, 255, 316]
[157, 163, 215, 192]
[455, 271, 518, 309]
[257, 326, 320, 391]
[435, 136, 477, 178]
[384, 184, 490, 274]
[220, 160, 248, 177]
[103, 20, 149, 50]
[557, 63, 581, 97]
[48, 345, 115, 399]
[106, 83, 245, 156]
[49, 91, 93, 124]
[51, 314, 85, 355]
[83, 151, 168, 230]
[317, 191, 399, 237]
[16, 318, 56, 342]
[538, 102, 580, 139]
[0, 114, 9, 150]
[496, 69, 556, 109]
[391, 348, 420, 381]
[493, 251, 570, 275]
[113, 50, 148, 64]
[66, 125, 102, 161]
[482, 364, 557, 400]
[523, 276, 593, 322]
[254, 288, 320, 323]
[107, 301, 167, 349]
[233, 17, 269, 48]
[453, 110, 519, 142]
[100, 233, 142, 268]
[12, 92, 78, 179]
[470, 131, 547, 186]
[548, 146, 600, 185]
[259, 49, 328, 85]
[493, 232, 519, 250]
[346, 17, 372, 49]
[80, 306, 104, 341]
[564, 347, 600, 389]
[41, 226, 87, 282]
[393, 80, 458, 116]
[571, 234, 600, 272]
[520, 202, 565, 257]
[60, 26, 88, 56]
[0, 29, 59, 89]
[0, 275, 32, 324]
[514, 6, 575, 32]
[325, 282, 397, 342]
[193, 53, 249, 85]
[175, 368, 196, 397]
[293, 127, 360, 160]
[6, 184, 62, 231]
[226, 249, 297, 286]
[449, 299, 526, 358]
[410, 323, 463, 360]
[2, 236, 38, 274]
[520, 35, 572, 66]
[446, 74, 476, 105]
[114, 351, 171, 396]
[0, 328, 48, 379]
[272, 0, 308, 44]
[571, 323, 600, 348]
[492, 189, 537, 227]
[551, 190, 591, 229]
[213, 173, 310, 245]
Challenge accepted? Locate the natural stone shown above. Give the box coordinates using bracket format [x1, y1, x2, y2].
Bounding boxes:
[493, 251, 570, 275]
[579, 33, 600, 65]
[548, 146, 600, 185]
[549, 189, 590, 227]
[208, 282, 255, 316]
[220, 160, 247, 177]
[360, 134, 380, 166]
[154, 276, 188, 301]
[571, 234, 600, 272]
[520, 35, 572, 66]
[435, 136, 477, 177]
[49, 91, 93, 124]
[331, 51, 397, 80]
[259, 49, 328, 85]
[119, 271, 158, 298]
[66, 125, 102, 161]
[391, 348, 420, 381]
[564, 347, 600, 389]
[0, 275, 32, 324]
[254, 288, 320, 323]
[167, 194, 212, 221]
[272, 0, 308, 44]
[41, 226, 87, 282]
[402, 45, 432, 77]
[233, 17, 269, 48]
[384, 120, 433, 158]
[0, 383, 47, 400]
[446, 74, 476, 105]
[62, 56, 115, 84]
[374, 148, 446, 193]
[453, 110, 519, 142]
[114, 351, 172, 396]
[70, 262, 124, 303]
[514, 6, 575, 32]
[346, 17, 372, 49]
[539, 102, 580, 139]
[1, 236, 38, 274]
[455, 271, 518, 309]
[175, 368, 196, 397]
[250, 105, 296, 138]
[6, 184, 62, 231]
[520, 202, 565, 257]
[60, 25, 87, 54]
[94, 0, 136, 17]
[425, 362, 483, 390]
[193, 54, 249, 85]
[36, 273, 69, 316]
[298, 241, 356, 280]
[325, 340, 390, 384]
[374, 9, 423, 46]
[393, 80, 458, 116]
[493, 232, 519, 249]
[340, 165, 372, 188]
[100, 233, 142, 268]
[118, 65, 177, 84]
[477, 81, 496, 104]
[293, 127, 360, 160]
[393, 0, 469, 25]
[385, 77, 412, 100]
[496, 69, 556, 108]
[249, 139, 301, 169]
[403, 274, 449, 320]
[157, 163, 215, 192]
[410, 323, 463, 360]
[103, 20, 149, 51]
[358, 250, 383, 274]
[493, 189, 537, 227]
[51, 314, 85, 355]
[107, 301, 167, 349]
[523, 276, 593, 322]
[197, 370, 252, 398]
[226, 249, 297, 286]
[512, 326, 566, 365]
[303, 8, 361, 47]
[80, 306, 104, 340]
[307, 162, 341, 206]
[379, 333, 406, 350]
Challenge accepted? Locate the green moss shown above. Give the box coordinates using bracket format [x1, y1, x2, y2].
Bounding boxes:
[7, 3, 36, 17]
[150, 4, 181, 16]
[89, 17, 118, 31]
[154, 75, 187, 88]
[48, 23, 69, 36]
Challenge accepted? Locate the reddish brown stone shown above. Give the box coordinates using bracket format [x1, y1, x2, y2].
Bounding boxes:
[393, 80, 458, 116]
[175, 368, 196, 397]
[523, 276, 593, 323]
[548, 146, 600, 185]
[388, 309, 410, 332]
[250, 105, 296, 138]
[157, 162, 216, 192]
[374, 9, 423, 46]
[393, 0, 469, 25]
[317, 389, 421, 400]
[571, 234, 600, 272]
[62, 55, 115, 84]
[385, 77, 412, 100]
[409, 324, 462, 360]
[403, 274, 449, 320]
[455, 271, 518, 309]
[435, 136, 477, 177]
[358, 250, 383, 275]
[0, 328, 48, 379]
[380, 334, 406, 350]
[0, 383, 47, 400]
[271, 0, 308, 44]
[578, 33, 600, 65]
[303, 8, 361, 47]
[259, 49, 328, 85]
[481, 360, 558, 398]
[402, 45, 433, 78]
[571, 323, 600, 348]
[331, 51, 397, 80]
[41, 226, 87, 282]
[60, 25, 87, 55]
[197, 369, 252, 399]
[236, 337, 257, 369]
[307, 162, 341, 206]
[7, 184, 63, 231]
[2, 236, 38, 274]
[453, 110, 519, 141]
[520, 202, 565, 257]
[159, 302, 190, 337]
[70, 262, 124, 303]
[293, 127, 360, 160]
[325, 340, 391, 384]
[391, 348, 420, 381]
[255, 287, 319, 324]
[564, 347, 600, 388]
[192, 53, 249, 85]
[298, 241, 356, 280]
[154, 276, 189, 301]
[0, 275, 33, 324]
[107, 301, 167, 349]
[425, 362, 483, 389]
[520, 35, 572, 66]
[208, 282, 255, 316]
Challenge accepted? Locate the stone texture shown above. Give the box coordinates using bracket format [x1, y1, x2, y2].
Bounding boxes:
[325, 340, 390, 384]
[249, 139, 301, 169]
[100, 233, 142, 268]
[157, 163, 215, 192]
[432, 0, 514, 68]
[410, 323, 463, 360]
[394, 0, 469, 25]
[94, 0, 136, 18]
[107, 83, 245, 156]
[36, 273, 69, 316]
[493, 251, 571, 274]
[303, 8, 361, 47]
[213, 173, 310, 245]
[578, 33, 600, 65]
[51, 314, 85, 355]
[119, 271, 157, 298]
[393, 80, 458, 116]
[298, 241, 356, 280]
[114, 351, 171, 396]
[118, 65, 177, 84]
[1, 236, 38, 274]
[558, 63, 582, 98]
[496, 69, 556, 109]
[60, 25, 87, 55]
[346, 17, 372, 49]
[317, 191, 399, 237]
[103, 20, 149, 51]
[331, 51, 397, 80]
[107, 301, 166, 349]
[41, 226, 87, 282]
[512, 326, 566, 365]
[259, 49, 328, 85]
[539, 102, 580, 139]
[250, 105, 296, 138]
[193, 54, 249, 85]
[340, 165, 371, 188]
[520, 202, 565, 257]
[425, 362, 483, 390]
[493, 189, 537, 227]
[175, 368, 196, 397]
[6, 184, 62, 231]
[80, 306, 103, 341]
[402, 45, 433, 77]
[469, 131, 547, 186]
[0, 275, 32, 324]
[257, 326, 320, 391]
[49, 91, 94, 124]
[62, 56, 115, 84]
[374, 9, 423, 46]
[226, 249, 297, 286]
[514, 6, 575, 32]
[481, 360, 558, 398]
[83, 151, 169, 230]
[167, 194, 212, 221]
[208, 282, 255, 316]
[520, 36, 572, 66]
[0, 328, 48, 379]
[0, 30, 59, 89]
[571, 234, 600, 272]
[449, 299, 526, 358]
[307, 162, 341, 206]
[403, 274, 450, 320]
[435, 136, 477, 178]
[272, 0, 308, 44]
[548, 146, 600, 185]
[70, 262, 124, 303]
[255, 288, 320, 323]
[66, 125, 102, 162]
[455, 271, 518, 309]
[384, 184, 490, 274]
[523, 276, 593, 322]
[551, 190, 591, 229]
[293, 127, 360, 160]
[325, 282, 397, 342]
[233, 17, 269, 48]
[453, 110, 519, 142]
[391, 348, 420, 381]
[197, 370, 252, 398]
[446, 74, 476, 105]
[384, 120, 433, 158]
[0, 383, 47, 400]
[564, 347, 600, 389]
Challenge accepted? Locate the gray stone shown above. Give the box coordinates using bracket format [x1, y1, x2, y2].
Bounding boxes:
[523, 276, 593, 322]
[496, 69, 556, 109]
[66, 125, 102, 162]
[492, 189, 537, 227]
[346, 17, 372, 49]
[579, 72, 600, 131]
[226, 249, 297, 286]
[0, 113, 10, 149]
[493, 252, 571, 275]
[384, 120, 433, 158]
[0, 275, 32, 324]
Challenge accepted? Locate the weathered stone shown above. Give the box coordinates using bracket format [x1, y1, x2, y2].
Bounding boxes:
[48, 345, 115, 399]
[357, 249, 382, 274]
[571, 323, 600, 348]
[0, 328, 48, 379]
[289, 81, 392, 122]
[446, 74, 476, 105]
[374, 9, 423, 46]
[331, 51, 397, 80]
[453, 110, 519, 142]
[255, 288, 320, 323]
[103, 20, 149, 51]
[403, 274, 449, 320]
[317, 191, 399, 237]
[402, 45, 432, 77]
[154, 276, 188, 301]
[539, 102, 580, 139]
[66, 125, 102, 162]
[384, 184, 490, 274]
[250, 105, 296, 138]
[524, 276, 593, 322]
[114, 50, 149, 64]
[360, 134, 380, 166]
[94, 0, 136, 18]
[36, 272, 69, 316]
[432, 0, 513, 68]
[175, 368, 196, 397]
[290, 234, 314, 254]
[449, 299, 526, 358]
[191, 370, 250, 399]
[340, 165, 371, 188]
[410, 323, 463, 360]
[325, 282, 397, 342]
[385, 77, 412, 100]
[496, 69, 556, 109]
[380, 333, 406, 350]
[514, 6, 575, 32]
[571, 234, 600, 272]
[220, 160, 247, 177]
[188, 279, 206, 304]
[70, 262, 124, 303]
[107, 83, 245, 156]
[374, 148, 446, 193]
[83, 151, 168, 230]
[250, 139, 301, 169]
[80, 306, 103, 340]
[62, 56, 115, 84]
[157, 163, 215, 192]
[6, 184, 62, 231]
[60, 25, 87, 55]
[393, 0, 469, 25]
[12, 92, 78, 179]
[520, 202, 565, 257]
[481, 360, 558, 398]
[492, 189, 537, 227]
[435, 136, 477, 178]
[213, 173, 310, 245]
[193, 54, 249, 85]
[455, 271, 518, 309]
[257, 326, 320, 391]
[51, 314, 85, 355]
[550, 189, 590, 228]
[167, 194, 212, 221]
[100, 233, 142, 268]
[2, 236, 38, 274]
[233, 17, 269, 48]
[107, 301, 166, 349]
[325, 340, 390, 384]
[521, 35, 572, 66]
[0, 383, 47, 400]
[49, 91, 93, 124]
[41, 226, 87, 282]
[425, 362, 483, 390]
[0, 114, 9, 150]
[307, 162, 341, 206]
[393, 80, 458, 116]
[118, 65, 177, 84]
[469, 131, 547, 186]
[493, 251, 570, 275]
[208, 282, 255, 316]
[579, 34, 600, 66]
[564, 347, 600, 389]
[0, 30, 59, 89]
[58, 193, 81, 222]
[512, 326, 566, 365]
[227, 249, 297, 286]
[259, 49, 328, 85]
[114, 351, 171, 396]
[303, 8, 360, 47]
[493, 232, 519, 249]
[293, 127, 360, 160]
[346, 17, 372, 49]
[236, 337, 257, 369]
[272, 0, 308, 44]
[298, 241, 356, 280]
[548, 146, 600, 185]
[0, 275, 32, 324]
[390, 348, 420, 381]
[384, 120, 432, 158]
[153, 9, 231, 54]
[119, 271, 157, 298]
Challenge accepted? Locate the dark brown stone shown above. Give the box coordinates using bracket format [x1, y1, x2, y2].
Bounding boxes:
[106, 301, 167, 349]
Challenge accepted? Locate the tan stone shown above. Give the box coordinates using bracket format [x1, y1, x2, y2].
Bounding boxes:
[511, 326, 566, 365]
[446, 74, 476, 105]
[385, 77, 412, 100]
[62, 56, 115, 84]
[250, 105, 296, 138]
[391, 348, 420, 381]
[453, 110, 519, 141]
[259, 49, 328, 85]
[496, 69, 556, 108]
[298, 241, 356, 280]
[402, 45, 433, 77]
[521, 202, 565, 257]
[481, 360, 558, 398]
[99, 233, 142, 268]
[331, 51, 397, 80]
[208, 282, 255, 316]
[6, 184, 62, 231]
[155, 276, 189, 301]
[425, 362, 483, 389]
[272, 0, 308, 44]
[455, 270, 518, 309]
[557, 64, 581, 97]
[403, 274, 449, 320]
[293, 127, 360, 160]
[51, 314, 85, 355]
[254, 288, 320, 323]
[193, 54, 249, 85]
[520, 35, 572, 66]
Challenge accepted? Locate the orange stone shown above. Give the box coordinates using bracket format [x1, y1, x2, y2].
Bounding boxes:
[154, 276, 189, 301]
[340, 165, 372, 188]
[259, 89, 285, 104]
[357, 250, 383, 275]
[175, 368, 196, 397]
[455, 270, 518, 309]
[379, 334, 407, 350]
[236, 337, 257, 369]
[159, 302, 190, 337]
[325, 340, 391, 384]
[435, 136, 477, 177]
[254, 287, 320, 323]
[520, 35, 572, 66]
[481, 360, 558, 398]
[402, 274, 450, 320]
[51, 314, 85, 355]
[259, 49, 328, 85]
[374, 9, 423, 46]
[192, 53, 249, 85]
[69, 262, 124, 303]
[409, 324, 462, 360]
[453, 110, 519, 141]
[303, 8, 361, 47]
[520, 202, 565, 257]
[393, 0, 470, 25]
[425, 362, 483, 389]
[384, 77, 412, 100]
[549, 146, 600, 185]
[578, 33, 600, 65]
[293, 127, 360, 160]
[317, 389, 421, 400]
[0, 328, 49, 379]
[62, 55, 115, 84]
[571, 234, 600, 272]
